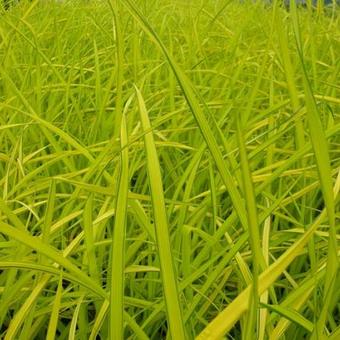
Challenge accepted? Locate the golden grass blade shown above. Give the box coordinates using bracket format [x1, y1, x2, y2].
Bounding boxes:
[135, 86, 186, 339]
[110, 112, 129, 339]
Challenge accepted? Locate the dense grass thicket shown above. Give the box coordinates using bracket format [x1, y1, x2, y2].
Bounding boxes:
[0, 0, 339, 339]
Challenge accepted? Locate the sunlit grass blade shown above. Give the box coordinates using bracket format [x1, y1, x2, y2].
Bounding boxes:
[107, 0, 124, 138]
[261, 303, 314, 333]
[110, 112, 129, 339]
[89, 301, 109, 340]
[235, 115, 264, 339]
[69, 296, 83, 340]
[42, 180, 56, 245]
[135, 85, 186, 339]
[83, 195, 100, 283]
[46, 274, 63, 340]
[270, 284, 316, 339]
[4, 275, 50, 340]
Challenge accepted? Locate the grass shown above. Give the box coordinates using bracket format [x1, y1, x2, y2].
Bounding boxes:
[0, 0, 339, 339]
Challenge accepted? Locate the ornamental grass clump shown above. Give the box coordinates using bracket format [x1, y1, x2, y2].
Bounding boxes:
[0, 0, 339, 339]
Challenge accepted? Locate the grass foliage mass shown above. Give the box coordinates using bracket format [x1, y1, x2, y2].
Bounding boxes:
[0, 0, 339, 339]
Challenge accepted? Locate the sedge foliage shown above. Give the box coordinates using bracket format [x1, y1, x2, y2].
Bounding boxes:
[0, 0, 339, 339]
